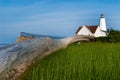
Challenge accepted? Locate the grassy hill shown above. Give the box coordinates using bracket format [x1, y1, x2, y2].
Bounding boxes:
[20, 42, 120, 80]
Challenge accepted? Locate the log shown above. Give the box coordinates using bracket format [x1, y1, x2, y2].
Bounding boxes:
[17, 32, 93, 42]
[0, 35, 93, 80]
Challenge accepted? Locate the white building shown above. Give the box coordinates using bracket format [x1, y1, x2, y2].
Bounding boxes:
[76, 14, 108, 37]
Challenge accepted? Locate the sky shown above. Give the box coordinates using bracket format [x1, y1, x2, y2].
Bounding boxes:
[0, 0, 120, 43]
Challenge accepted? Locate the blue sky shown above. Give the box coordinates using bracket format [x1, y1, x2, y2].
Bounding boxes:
[0, 0, 120, 43]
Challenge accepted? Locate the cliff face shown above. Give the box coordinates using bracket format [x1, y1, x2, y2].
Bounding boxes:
[16, 36, 32, 42]
[16, 32, 65, 42]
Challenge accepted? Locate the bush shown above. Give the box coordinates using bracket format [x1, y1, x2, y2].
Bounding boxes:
[94, 29, 120, 43]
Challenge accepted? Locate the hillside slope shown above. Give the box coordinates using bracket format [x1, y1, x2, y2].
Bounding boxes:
[20, 42, 120, 80]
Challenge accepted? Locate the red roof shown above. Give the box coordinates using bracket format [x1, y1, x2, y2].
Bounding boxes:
[76, 25, 98, 34]
[86, 25, 98, 33]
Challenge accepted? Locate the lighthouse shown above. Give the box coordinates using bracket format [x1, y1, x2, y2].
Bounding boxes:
[99, 14, 107, 31]
[75, 13, 108, 37]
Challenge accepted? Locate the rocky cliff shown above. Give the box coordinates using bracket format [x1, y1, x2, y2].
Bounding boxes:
[16, 36, 31, 42]
[17, 32, 65, 42]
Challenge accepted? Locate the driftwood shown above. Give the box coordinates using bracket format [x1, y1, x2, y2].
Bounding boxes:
[0, 34, 93, 80]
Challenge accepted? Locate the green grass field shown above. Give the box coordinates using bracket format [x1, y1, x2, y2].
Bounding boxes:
[20, 42, 120, 80]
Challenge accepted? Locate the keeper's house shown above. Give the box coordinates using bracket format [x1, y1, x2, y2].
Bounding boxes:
[75, 14, 108, 37]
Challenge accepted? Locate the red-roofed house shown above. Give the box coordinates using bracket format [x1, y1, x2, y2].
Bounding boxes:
[76, 14, 108, 37]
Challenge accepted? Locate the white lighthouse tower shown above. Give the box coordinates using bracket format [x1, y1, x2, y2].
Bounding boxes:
[100, 14, 107, 31]
[99, 14, 107, 37]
